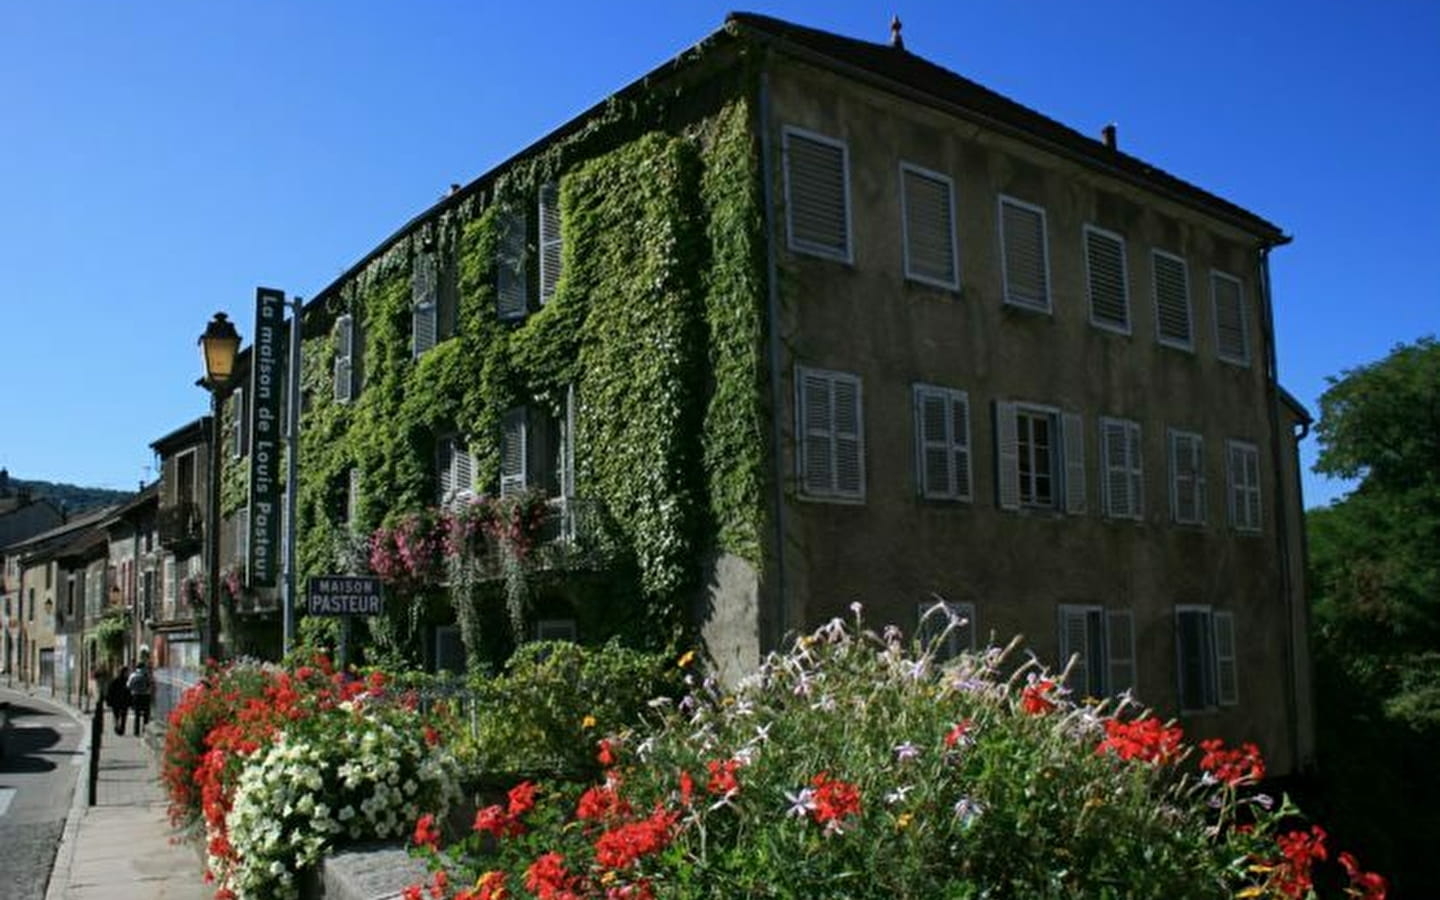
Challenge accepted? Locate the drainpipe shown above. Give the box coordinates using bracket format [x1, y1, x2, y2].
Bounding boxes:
[757, 64, 789, 653]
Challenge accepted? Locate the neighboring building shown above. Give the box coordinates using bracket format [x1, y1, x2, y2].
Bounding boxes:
[220, 14, 1313, 772]
[53, 527, 108, 706]
[0, 474, 65, 678]
[150, 418, 209, 673]
[99, 483, 160, 672]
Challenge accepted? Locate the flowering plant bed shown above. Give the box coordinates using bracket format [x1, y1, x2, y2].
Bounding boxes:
[406, 606, 1385, 899]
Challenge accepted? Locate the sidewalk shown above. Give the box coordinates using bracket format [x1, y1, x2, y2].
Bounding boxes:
[45, 708, 211, 900]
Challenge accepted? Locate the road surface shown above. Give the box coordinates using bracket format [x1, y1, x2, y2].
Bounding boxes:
[0, 688, 84, 900]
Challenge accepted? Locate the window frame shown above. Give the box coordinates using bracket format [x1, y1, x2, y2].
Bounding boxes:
[1227, 439, 1262, 533]
[782, 126, 853, 263]
[1057, 604, 1136, 700]
[1168, 428, 1206, 526]
[1210, 269, 1251, 366]
[1083, 224, 1131, 334]
[998, 195, 1052, 313]
[912, 383, 972, 502]
[899, 161, 960, 290]
[996, 401, 1085, 514]
[1175, 605, 1239, 712]
[795, 365, 865, 503]
[1099, 416, 1144, 521]
[436, 435, 476, 508]
[1151, 249, 1194, 351]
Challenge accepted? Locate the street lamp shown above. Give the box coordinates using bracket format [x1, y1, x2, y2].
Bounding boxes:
[199, 312, 240, 662]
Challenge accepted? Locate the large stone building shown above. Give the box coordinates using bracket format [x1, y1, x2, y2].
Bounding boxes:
[219, 15, 1313, 772]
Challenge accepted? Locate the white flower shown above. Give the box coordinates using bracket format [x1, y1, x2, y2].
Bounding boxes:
[784, 786, 816, 818]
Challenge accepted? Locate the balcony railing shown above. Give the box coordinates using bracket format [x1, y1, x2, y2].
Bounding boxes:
[458, 497, 612, 582]
[157, 502, 203, 550]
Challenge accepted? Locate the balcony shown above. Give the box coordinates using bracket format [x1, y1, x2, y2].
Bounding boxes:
[157, 502, 203, 552]
[454, 498, 613, 583]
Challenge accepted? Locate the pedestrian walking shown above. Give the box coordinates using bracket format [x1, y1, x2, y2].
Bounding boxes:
[107, 665, 131, 736]
[127, 661, 153, 736]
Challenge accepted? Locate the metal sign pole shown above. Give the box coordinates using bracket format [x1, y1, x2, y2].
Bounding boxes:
[281, 296, 303, 658]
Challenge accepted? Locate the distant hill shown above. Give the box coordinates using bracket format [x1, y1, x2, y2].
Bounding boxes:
[5, 476, 133, 515]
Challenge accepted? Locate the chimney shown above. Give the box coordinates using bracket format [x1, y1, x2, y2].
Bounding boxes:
[890, 15, 905, 50]
[1102, 123, 1118, 150]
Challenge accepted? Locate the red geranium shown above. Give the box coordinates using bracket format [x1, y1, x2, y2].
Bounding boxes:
[1095, 717, 1184, 765]
[1198, 738, 1266, 787]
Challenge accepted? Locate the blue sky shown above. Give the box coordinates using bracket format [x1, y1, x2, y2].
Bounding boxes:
[1, 1, 1435, 508]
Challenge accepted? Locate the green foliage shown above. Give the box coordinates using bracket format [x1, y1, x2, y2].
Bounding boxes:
[93, 608, 130, 667]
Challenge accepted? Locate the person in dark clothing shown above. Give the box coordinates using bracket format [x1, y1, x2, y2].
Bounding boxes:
[127, 662, 153, 736]
[107, 666, 131, 736]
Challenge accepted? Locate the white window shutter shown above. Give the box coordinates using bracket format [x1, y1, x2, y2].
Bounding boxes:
[1107, 609, 1136, 697]
[232, 387, 247, 458]
[412, 255, 438, 357]
[833, 376, 864, 499]
[995, 401, 1020, 511]
[1062, 412, 1086, 515]
[454, 445, 475, 500]
[500, 408, 528, 497]
[1000, 197, 1050, 311]
[1213, 611, 1239, 706]
[334, 314, 354, 403]
[1085, 226, 1129, 331]
[1153, 252, 1192, 348]
[437, 439, 455, 502]
[901, 165, 957, 288]
[1058, 605, 1091, 696]
[784, 129, 850, 260]
[1102, 419, 1128, 517]
[800, 370, 834, 495]
[1212, 272, 1249, 364]
[1127, 422, 1143, 518]
[915, 385, 952, 498]
[496, 209, 528, 319]
[952, 391, 972, 500]
[539, 183, 563, 305]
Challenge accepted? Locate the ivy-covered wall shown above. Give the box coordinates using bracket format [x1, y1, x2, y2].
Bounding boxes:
[267, 74, 768, 666]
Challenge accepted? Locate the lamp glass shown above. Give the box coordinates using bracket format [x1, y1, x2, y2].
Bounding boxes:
[199, 314, 240, 385]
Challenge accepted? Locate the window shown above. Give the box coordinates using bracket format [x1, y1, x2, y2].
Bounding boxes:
[1169, 429, 1206, 525]
[1100, 417, 1143, 520]
[1176, 606, 1238, 711]
[1058, 605, 1135, 699]
[1084, 225, 1129, 332]
[497, 208, 528, 319]
[995, 402, 1085, 513]
[539, 183, 563, 305]
[500, 407, 528, 498]
[142, 569, 154, 621]
[999, 196, 1050, 312]
[1211, 271, 1250, 365]
[536, 619, 578, 642]
[176, 450, 196, 506]
[66, 576, 75, 618]
[434, 625, 465, 675]
[783, 127, 851, 262]
[234, 506, 249, 563]
[334, 314, 356, 403]
[1152, 250, 1192, 349]
[436, 436, 476, 507]
[412, 251, 438, 357]
[900, 163, 958, 288]
[913, 384, 971, 501]
[1227, 440, 1262, 532]
[231, 387, 248, 458]
[916, 600, 975, 661]
[164, 557, 177, 615]
[796, 366, 864, 501]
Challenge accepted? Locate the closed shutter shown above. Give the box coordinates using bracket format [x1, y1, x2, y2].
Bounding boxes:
[412, 254, 438, 356]
[1000, 197, 1049, 311]
[334, 314, 354, 403]
[1213, 611, 1239, 705]
[1171, 431, 1205, 525]
[1085, 227, 1129, 331]
[1107, 609, 1136, 697]
[1062, 412, 1086, 514]
[800, 371, 834, 495]
[1212, 272, 1249, 364]
[916, 386, 952, 498]
[1102, 418, 1129, 517]
[1153, 251, 1192, 348]
[901, 165, 957, 287]
[539, 183, 563, 305]
[833, 376, 864, 498]
[784, 129, 850, 260]
[496, 209, 528, 319]
[995, 401, 1020, 511]
[1058, 606, 1093, 696]
[951, 391, 972, 500]
[500, 408, 528, 497]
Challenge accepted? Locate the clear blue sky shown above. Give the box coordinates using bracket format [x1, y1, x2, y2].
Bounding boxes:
[1, 1, 1435, 507]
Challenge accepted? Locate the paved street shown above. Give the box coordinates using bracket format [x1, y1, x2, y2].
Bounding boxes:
[0, 688, 84, 900]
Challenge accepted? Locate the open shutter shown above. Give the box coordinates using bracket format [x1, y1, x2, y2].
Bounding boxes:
[901, 165, 957, 287]
[1107, 609, 1136, 697]
[1245, 448, 1262, 530]
[437, 439, 455, 502]
[1062, 412, 1086, 514]
[1153, 252, 1192, 348]
[784, 129, 850, 260]
[1059, 606, 1091, 696]
[496, 210, 528, 319]
[800, 370, 833, 495]
[1000, 198, 1049, 310]
[1102, 419, 1128, 517]
[833, 376, 864, 499]
[1085, 226, 1129, 331]
[454, 444, 474, 500]
[1227, 443, 1242, 528]
[1214, 611, 1239, 706]
[539, 183, 563, 305]
[231, 387, 247, 457]
[915, 386, 952, 498]
[500, 408, 528, 497]
[1212, 272, 1249, 364]
[412, 255, 438, 356]
[995, 401, 1019, 510]
[952, 391, 972, 500]
[334, 314, 354, 403]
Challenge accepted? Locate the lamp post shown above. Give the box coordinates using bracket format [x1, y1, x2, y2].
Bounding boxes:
[199, 312, 240, 662]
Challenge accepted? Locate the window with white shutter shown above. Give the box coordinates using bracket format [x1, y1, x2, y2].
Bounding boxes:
[999, 196, 1050, 312]
[1169, 429, 1206, 525]
[917, 600, 976, 661]
[437, 436, 476, 507]
[1227, 440, 1262, 533]
[913, 384, 971, 501]
[998, 403, 1084, 513]
[1058, 605, 1106, 698]
[231, 387, 247, 458]
[783, 127, 851, 262]
[500, 407, 529, 498]
[796, 366, 864, 501]
[1062, 412, 1087, 515]
[1084, 225, 1129, 332]
[1100, 417, 1144, 520]
[1016, 406, 1056, 509]
[1211, 271, 1249, 365]
[164, 557, 177, 618]
[1214, 611, 1239, 706]
[1175, 606, 1237, 711]
[1152, 250, 1192, 349]
[539, 183, 563, 305]
[412, 253, 438, 357]
[334, 314, 355, 403]
[496, 209, 528, 319]
[900, 163, 958, 289]
[1107, 609, 1136, 697]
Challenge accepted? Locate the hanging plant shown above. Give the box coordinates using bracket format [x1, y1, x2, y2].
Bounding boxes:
[181, 575, 206, 611]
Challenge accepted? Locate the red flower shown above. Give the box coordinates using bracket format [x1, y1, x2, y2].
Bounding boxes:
[1021, 679, 1058, 715]
[412, 813, 441, 850]
[809, 772, 862, 833]
[1269, 826, 1328, 898]
[577, 781, 632, 822]
[593, 808, 678, 869]
[424, 725, 441, 747]
[1198, 738, 1266, 787]
[473, 803, 524, 840]
[678, 770, 694, 807]
[597, 739, 616, 767]
[706, 758, 741, 796]
[524, 851, 575, 899]
[507, 781, 537, 818]
[403, 886, 423, 900]
[1095, 717, 1184, 765]
[472, 870, 510, 900]
[429, 868, 449, 900]
[944, 719, 974, 748]
[1339, 850, 1388, 900]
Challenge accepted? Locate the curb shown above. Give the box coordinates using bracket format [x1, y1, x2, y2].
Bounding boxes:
[24, 689, 92, 900]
